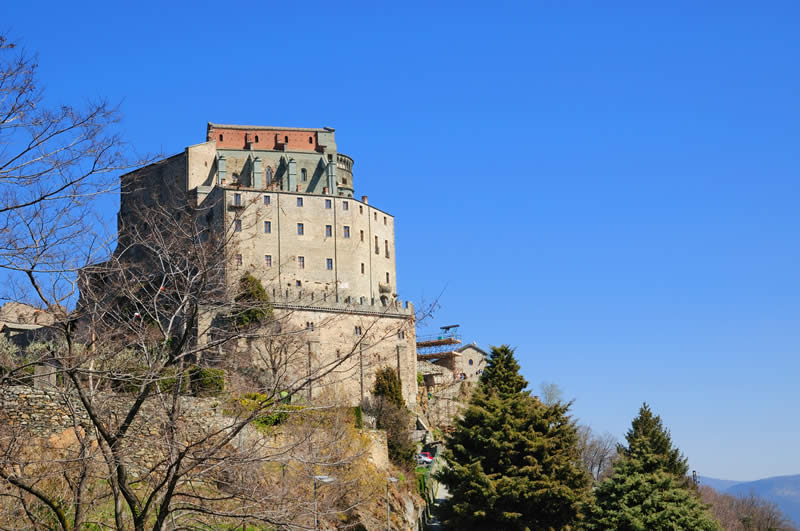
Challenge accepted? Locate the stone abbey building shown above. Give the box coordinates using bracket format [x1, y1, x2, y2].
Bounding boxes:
[112, 123, 417, 407]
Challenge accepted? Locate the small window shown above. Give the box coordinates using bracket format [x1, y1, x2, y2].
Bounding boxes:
[360, 230, 364, 242]
[469, 359, 474, 366]
[343, 226, 350, 238]
[375, 236, 379, 254]
[359, 205, 363, 214]
[234, 219, 242, 232]
[309, 136, 313, 144]
[264, 195, 271, 206]
[343, 177, 348, 185]
[343, 201, 349, 211]
[301, 168, 308, 182]
[296, 280, 302, 287]
[325, 199, 332, 209]
[219, 134, 223, 141]
[325, 225, 332, 237]
[297, 197, 303, 207]
[326, 258, 333, 270]
[284, 135, 289, 143]
[233, 193, 242, 206]
[386, 272, 390, 283]
[235, 254, 242, 266]
[361, 263, 365, 274]
[297, 223, 304, 236]
[265, 255, 272, 267]
[355, 326, 362, 336]
[298, 256, 305, 269]
[255, 135, 259, 143]
[398, 331, 405, 339]
[306, 321, 314, 330]
[383, 216, 387, 225]
[374, 212, 377, 221]
[385, 240, 390, 258]
[264, 221, 271, 234]
[266, 167, 273, 183]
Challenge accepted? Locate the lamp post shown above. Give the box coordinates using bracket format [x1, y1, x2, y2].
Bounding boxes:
[386, 477, 398, 530]
[313, 475, 335, 531]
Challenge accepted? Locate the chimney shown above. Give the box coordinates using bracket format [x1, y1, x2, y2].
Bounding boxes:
[323, 186, 328, 194]
[361, 195, 368, 204]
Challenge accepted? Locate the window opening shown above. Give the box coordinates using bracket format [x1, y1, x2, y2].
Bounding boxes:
[298, 256, 305, 268]
[297, 223, 304, 236]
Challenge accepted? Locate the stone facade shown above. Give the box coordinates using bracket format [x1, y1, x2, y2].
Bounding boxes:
[112, 123, 418, 407]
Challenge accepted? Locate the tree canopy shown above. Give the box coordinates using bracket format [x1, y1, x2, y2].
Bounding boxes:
[619, 402, 689, 478]
[436, 345, 590, 530]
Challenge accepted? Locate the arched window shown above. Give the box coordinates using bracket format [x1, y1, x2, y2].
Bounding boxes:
[301, 168, 307, 182]
[219, 134, 223, 141]
[284, 135, 288, 143]
[309, 136, 313, 144]
[255, 135, 259, 143]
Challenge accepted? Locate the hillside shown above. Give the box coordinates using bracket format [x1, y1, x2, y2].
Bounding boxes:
[701, 474, 800, 526]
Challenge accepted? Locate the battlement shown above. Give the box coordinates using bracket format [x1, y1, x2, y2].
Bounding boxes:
[266, 287, 414, 318]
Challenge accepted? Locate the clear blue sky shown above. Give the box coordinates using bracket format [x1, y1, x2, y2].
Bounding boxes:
[7, 1, 800, 481]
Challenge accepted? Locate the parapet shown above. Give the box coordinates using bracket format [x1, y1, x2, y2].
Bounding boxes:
[267, 287, 414, 318]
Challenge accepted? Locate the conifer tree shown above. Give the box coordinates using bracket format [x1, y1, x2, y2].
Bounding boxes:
[619, 403, 689, 478]
[435, 345, 590, 530]
[587, 437, 718, 530]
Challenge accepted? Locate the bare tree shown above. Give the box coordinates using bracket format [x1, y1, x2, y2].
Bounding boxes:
[699, 485, 797, 531]
[577, 425, 618, 482]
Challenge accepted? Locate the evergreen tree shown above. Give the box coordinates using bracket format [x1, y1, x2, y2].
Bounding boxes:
[587, 437, 718, 530]
[619, 403, 689, 478]
[371, 367, 414, 466]
[435, 345, 590, 530]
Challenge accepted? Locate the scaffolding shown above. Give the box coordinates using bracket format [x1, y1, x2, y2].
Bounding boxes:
[417, 324, 462, 360]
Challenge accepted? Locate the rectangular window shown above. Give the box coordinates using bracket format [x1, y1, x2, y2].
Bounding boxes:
[375, 236, 379, 254]
[360, 230, 364, 242]
[234, 219, 242, 232]
[386, 272, 390, 283]
[298, 256, 305, 269]
[385, 240, 390, 258]
[296, 280, 302, 287]
[263, 195, 270, 206]
[343, 201, 349, 211]
[326, 258, 333, 270]
[265, 255, 272, 267]
[384, 216, 387, 225]
[235, 254, 242, 266]
[398, 331, 405, 339]
[343, 226, 350, 238]
[264, 221, 271, 233]
[297, 223, 304, 236]
[325, 199, 332, 209]
[233, 193, 241, 206]
[355, 326, 362, 336]
[325, 224, 332, 237]
[361, 263, 365, 274]
[359, 205, 363, 214]
[297, 197, 303, 207]
[374, 212, 377, 220]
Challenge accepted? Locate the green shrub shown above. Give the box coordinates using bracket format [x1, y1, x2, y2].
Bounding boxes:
[417, 371, 424, 385]
[352, 405, 363, 429]
[189, 366, 225, 396]
[234, 273, 272, 328]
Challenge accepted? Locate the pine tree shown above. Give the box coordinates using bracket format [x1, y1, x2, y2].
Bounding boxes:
[587, 437, 718, 530]
[435, 345, 590, 530]
[619, 403, 689, 478]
